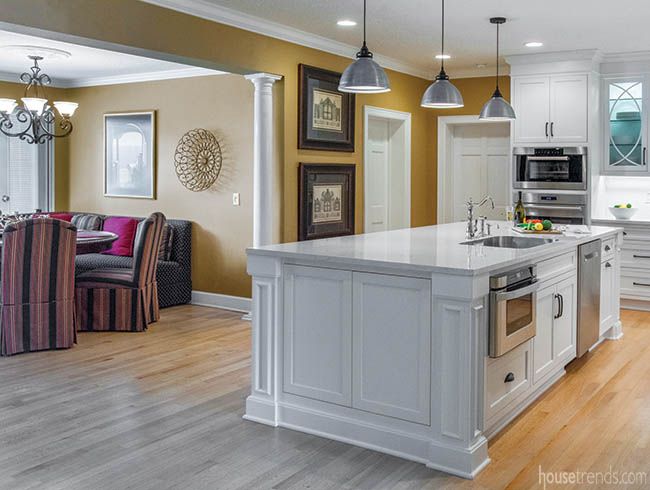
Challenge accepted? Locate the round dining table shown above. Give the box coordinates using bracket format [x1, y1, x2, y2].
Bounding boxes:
[0, 229, 118, 255]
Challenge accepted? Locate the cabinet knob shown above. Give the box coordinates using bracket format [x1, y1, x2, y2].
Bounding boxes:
[605, 245, 611, 251]
[504, 372, 515, 383]
[605, 262, 612, 268]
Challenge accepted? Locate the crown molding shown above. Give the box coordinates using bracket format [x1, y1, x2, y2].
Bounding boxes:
[601, 51, 650, 64]
[505, 49, 603, 66]
[141, 0, 433, 80]
[0, 66, 224, 88]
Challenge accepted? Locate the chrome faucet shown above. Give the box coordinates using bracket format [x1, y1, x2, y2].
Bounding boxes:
[466, 196, 495, 239]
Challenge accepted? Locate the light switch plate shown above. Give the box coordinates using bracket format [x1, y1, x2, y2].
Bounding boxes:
[232, 192, 240, 206]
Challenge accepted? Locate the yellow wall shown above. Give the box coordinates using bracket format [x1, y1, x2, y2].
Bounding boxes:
[64, 75, 254, 297]
[0, 0, 508, 298]
[0, 80, 69, 210]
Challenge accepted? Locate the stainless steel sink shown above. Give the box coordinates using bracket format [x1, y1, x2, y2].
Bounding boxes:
[461, 235, 557, 249]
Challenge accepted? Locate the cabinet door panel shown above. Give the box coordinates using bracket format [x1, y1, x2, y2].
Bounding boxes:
[554, 276, 577, 363]
[352, 273, 431, 425]
[550, 75, 588, 143]
[514, 77, 550, 144]
[283, 265, 352, 406]
[600, 260, 614, 336]
[533, 285, 555, 384]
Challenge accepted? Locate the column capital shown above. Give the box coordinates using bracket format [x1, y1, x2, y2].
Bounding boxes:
[245, 73, 283, 85]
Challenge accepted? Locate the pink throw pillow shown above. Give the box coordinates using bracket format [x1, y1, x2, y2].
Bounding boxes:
[101, 217, 138, 256]
[48, 212, 74, 222]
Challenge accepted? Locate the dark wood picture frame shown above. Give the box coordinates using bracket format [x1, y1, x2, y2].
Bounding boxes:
[298, 163, 356, 241]
[298, 64, 356, 152]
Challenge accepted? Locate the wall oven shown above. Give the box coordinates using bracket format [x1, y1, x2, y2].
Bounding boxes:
[514, 147, 587, 191]
[489, 266, 539, 358]
[514, 192, 587, 225]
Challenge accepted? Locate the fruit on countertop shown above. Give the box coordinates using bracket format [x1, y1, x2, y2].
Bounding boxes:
[613, 203, 633, 208]
[542, 219, 553, 230]
[534, 223, 544, 231]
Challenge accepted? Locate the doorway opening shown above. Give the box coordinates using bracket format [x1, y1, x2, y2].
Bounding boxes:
[437, 115, 511, 224]
[363, 106, 411, 233]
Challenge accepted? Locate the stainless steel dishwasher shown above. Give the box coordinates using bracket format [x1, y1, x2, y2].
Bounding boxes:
[577, 240, 601, 357]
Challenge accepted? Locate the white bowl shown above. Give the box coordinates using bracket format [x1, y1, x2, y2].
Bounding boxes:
[609, 206, 638, 220]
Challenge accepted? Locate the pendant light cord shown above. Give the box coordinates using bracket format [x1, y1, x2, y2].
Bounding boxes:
[495, 21, 500, 91]
[363, 0, 367, 49]
[441, 0, 445, 71]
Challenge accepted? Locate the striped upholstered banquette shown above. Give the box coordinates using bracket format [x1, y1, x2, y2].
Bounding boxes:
[1, 218, 78, 356]
[75, 212, 166, 332]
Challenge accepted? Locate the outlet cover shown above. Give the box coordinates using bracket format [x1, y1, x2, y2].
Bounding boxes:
[232, 192, 240, 206]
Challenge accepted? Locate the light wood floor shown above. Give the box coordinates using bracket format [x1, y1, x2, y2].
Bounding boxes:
[2, 306, 649, 490]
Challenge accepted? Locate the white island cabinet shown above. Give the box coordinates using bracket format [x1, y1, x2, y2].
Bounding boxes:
[245, 222, 622, 478]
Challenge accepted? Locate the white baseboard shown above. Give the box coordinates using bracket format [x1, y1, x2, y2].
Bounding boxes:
[191, 290, 251, 314]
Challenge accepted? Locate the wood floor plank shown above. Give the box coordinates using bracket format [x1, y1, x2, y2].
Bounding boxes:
[1, 306, 649, 489]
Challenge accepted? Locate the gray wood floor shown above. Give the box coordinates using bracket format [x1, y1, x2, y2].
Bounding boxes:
[1, 305, 649, 489]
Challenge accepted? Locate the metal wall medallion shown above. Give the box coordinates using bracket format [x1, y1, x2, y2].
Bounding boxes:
[174, 128, 223, 191]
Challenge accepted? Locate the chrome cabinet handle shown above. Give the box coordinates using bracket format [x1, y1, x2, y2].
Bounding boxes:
[604, 245, 611, 252]
[553, 293, 561, 319]
[644, 147, 647, 166]
[605, 262, 612, 268]
[550, 122, 554, 138]
[504, 372, 515, 383]
[633, 254, 650, 259]
[545, 122, 549, 138]
[633, 282, 650, 287]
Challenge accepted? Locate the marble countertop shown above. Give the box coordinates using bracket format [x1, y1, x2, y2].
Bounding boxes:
[248, 221, 622, 276]
[592, 216, 650, 226]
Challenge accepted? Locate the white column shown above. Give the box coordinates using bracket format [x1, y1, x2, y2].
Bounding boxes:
[245, 73, 282, 248]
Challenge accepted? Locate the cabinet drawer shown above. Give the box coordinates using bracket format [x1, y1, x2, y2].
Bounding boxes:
[601, 237, 616, 261]
[620, 269, 650, 299]
[537, 251, 577, 283]
[485, 341, 532, 422]
[621, 248, 650, 269]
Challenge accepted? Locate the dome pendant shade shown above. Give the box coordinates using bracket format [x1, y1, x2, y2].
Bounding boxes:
[480, 88, 516, 119]
[479, 17, 515, 120]
[339, 49, 391, 93]
[420, 69, 464, 108]
[338, 0, 390, 94]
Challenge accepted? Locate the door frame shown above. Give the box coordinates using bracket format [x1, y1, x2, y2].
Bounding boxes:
[363, 106, 412, 232]
[437, 115, 512, 223]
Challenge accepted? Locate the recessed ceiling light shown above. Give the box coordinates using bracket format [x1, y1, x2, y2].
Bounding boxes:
[435, 54, 451, 60]
[337, 19, 357, 27]
[525, 41, 544, 48]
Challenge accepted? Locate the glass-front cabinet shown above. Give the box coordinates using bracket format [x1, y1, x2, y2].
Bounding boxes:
[604, 76, 648, 173]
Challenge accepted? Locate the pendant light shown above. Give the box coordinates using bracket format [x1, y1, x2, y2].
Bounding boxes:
[421, 0, 463, 108]
[338, 0, 390, 93]
[479, 17, 516, 120]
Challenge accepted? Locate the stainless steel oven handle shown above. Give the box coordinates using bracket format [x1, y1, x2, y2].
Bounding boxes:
[494, 281, 540, 302]
[525, 156, 570, 161]
[526, 205, 584, 211]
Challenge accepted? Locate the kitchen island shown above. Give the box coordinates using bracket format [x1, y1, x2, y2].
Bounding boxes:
[244, 222, 622, 478]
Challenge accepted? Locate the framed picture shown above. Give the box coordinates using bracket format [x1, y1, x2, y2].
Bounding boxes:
[298, 64, 355, 152]
[298, 163, 355, 241]
[104, 111, 156, 199]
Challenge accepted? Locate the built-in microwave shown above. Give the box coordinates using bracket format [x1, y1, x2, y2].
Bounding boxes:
[513, 147, 587, 191]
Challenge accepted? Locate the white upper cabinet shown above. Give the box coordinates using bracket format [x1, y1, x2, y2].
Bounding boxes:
[602, 76, 649, 174]
[513, 77, 550, 144]
[513, 74, 588, 145]
[550, 76, 589, 143]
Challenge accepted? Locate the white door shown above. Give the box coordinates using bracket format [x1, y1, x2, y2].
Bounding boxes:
[283, 265, 353, 407]
[550, 75, 588, 143]
[449, 123, 510, 222]
[352, 272, 431, 425]
[366, 118, 390, 232]
[0, 134, 43, 214]
[553, 276, 577, 363]
[365, 113, 410, 233]
[513, 77, 550, 144]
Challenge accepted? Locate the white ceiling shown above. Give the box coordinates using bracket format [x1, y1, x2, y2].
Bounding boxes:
[146, 0, 650, 79]
[0, 30, 224, 88]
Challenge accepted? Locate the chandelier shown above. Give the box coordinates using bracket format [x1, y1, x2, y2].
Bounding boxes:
[0, 55, 78, 144]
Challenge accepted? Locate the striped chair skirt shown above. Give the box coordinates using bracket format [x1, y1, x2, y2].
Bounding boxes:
[1, 218, 77, 356]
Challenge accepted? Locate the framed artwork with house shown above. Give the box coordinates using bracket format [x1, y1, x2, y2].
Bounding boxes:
[104, 111, 156, 199]
[298, 163, 355, 241]
[298, 64, 355, 152]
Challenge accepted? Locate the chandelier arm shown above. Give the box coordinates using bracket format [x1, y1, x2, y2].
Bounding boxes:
[0, 108, 37, 143]
[35, 111, 73, 142]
